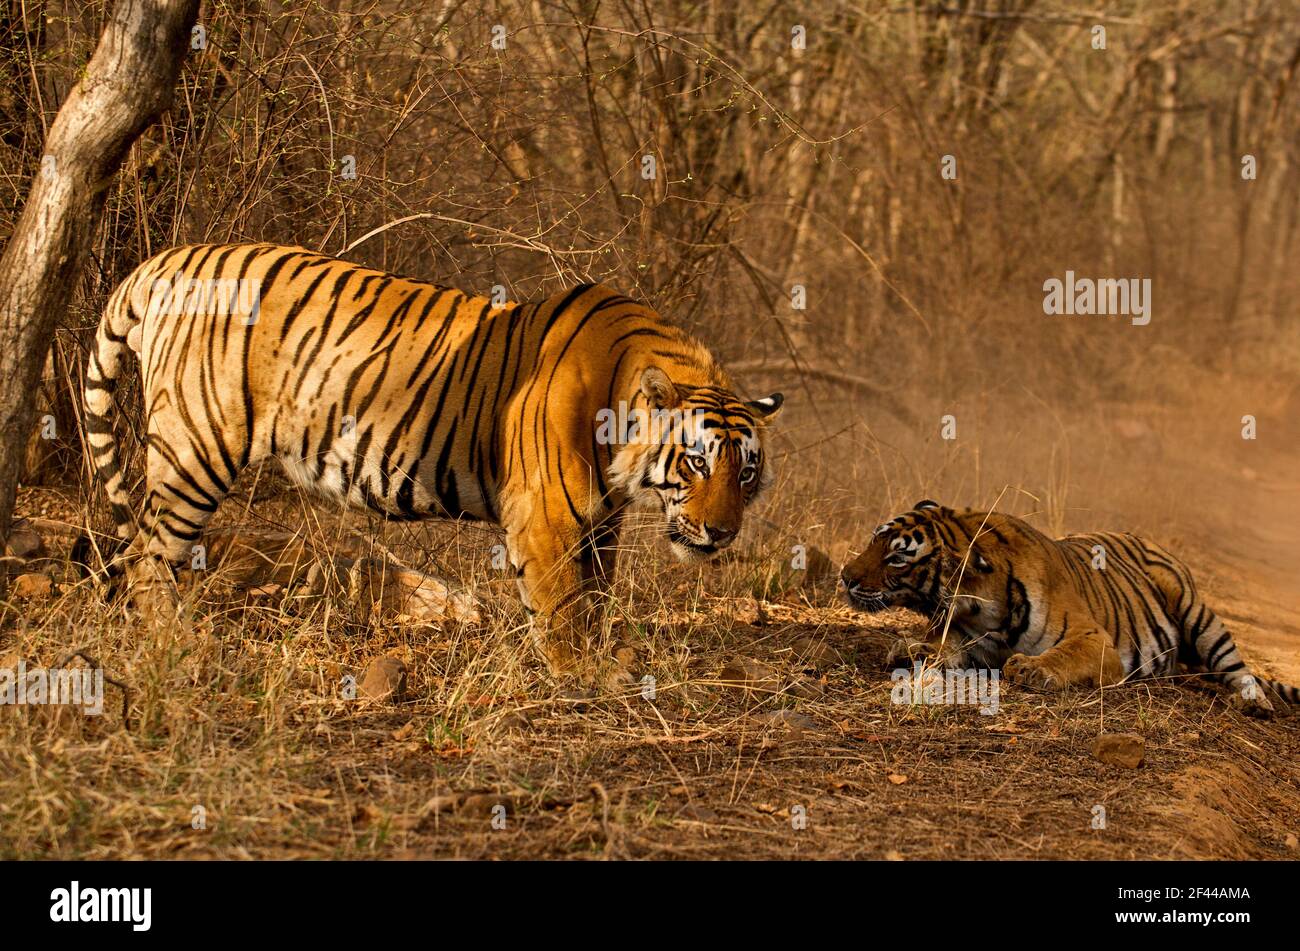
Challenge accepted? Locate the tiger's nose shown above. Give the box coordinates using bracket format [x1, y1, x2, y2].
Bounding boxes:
[706, 525, 737, 545]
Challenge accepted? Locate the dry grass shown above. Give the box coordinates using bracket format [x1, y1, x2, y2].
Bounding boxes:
[5, 369, 1300, 860]
[4, 540, 1297, 860]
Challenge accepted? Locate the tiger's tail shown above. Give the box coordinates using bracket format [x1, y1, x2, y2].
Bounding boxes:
[1258, 676, 1300, 706]
[81, 269, 149, 563]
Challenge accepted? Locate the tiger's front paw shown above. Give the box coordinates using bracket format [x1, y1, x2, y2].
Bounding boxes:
[885, 637, 935, 671]
[124, 558, 182, 626]
[587, 639, 638, 693]
[1002, 653, 1065, 691]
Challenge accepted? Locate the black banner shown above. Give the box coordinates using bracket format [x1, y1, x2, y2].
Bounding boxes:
[0, 860, 1282, 938]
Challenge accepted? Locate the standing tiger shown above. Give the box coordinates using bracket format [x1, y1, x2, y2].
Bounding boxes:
[840, 501, 1297, 716]
[83, 243, 783, 680]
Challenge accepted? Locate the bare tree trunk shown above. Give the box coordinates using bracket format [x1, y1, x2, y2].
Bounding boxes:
[0, 0, 197, 556]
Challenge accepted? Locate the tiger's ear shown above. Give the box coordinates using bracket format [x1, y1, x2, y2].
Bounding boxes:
[944, 542, 993, 575]
[746, 393, 784, 420]
[640, 367, 680, 410]
[915, 499, 942, 511]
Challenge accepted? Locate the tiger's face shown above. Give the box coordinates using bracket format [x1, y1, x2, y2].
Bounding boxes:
[610, 368, 783, 562]
[840, 500, 993, 615]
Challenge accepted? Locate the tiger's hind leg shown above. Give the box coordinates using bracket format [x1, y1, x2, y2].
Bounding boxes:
[1003, 628, 1125, 691]
[124, 438, 236, 619]
[1183, 610, 1277, 717]
[1140, 540, 1283, 716]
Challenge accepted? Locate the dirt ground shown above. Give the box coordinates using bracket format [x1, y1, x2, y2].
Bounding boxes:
[4, 386, 1299, 861]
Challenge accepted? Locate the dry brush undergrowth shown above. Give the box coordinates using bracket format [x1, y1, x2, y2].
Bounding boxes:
[4, 373, 1300, 860]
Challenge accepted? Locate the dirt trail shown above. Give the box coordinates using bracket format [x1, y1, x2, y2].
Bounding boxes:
[1200, 414, 1300, 688]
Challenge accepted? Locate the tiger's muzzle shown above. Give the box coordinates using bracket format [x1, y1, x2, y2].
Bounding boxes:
[668, 521, 737, 560]
[839, 575, 891, 612]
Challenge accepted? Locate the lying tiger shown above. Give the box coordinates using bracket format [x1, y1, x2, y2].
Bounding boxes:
[840, 500, 1298, 716]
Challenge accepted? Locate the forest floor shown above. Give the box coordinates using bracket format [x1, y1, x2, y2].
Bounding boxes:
[4, 514, 1297, 859]
[3, 393, 1299, 860]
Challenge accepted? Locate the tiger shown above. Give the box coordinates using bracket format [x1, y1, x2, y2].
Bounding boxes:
[82, 242, 783, 682]
[840, 500, 1298, 716]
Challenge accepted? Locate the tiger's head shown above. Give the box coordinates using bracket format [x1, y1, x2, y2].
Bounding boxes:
[839, 500, 997, 617]
[608, 367, 783, 561]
